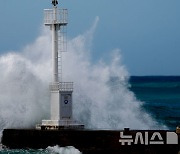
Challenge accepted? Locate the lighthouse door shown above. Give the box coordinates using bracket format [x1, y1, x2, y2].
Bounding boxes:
[60, 93, 72, 119]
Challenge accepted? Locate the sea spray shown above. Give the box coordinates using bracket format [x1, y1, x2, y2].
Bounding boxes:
[0, 17, 165, 137]
[0, 53, 50, 130]
[62, 17, 164, 129]
[0, 146, 81, 154]
[47, 145, 82, 154]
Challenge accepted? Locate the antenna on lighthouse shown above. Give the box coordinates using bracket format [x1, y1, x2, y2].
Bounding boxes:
[36, 0, 84, 130]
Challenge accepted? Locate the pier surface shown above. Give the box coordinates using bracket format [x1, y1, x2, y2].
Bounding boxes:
[2, 129, 180, 154]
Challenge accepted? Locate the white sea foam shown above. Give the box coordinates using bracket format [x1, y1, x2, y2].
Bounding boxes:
[47, 145, 82, 154]
[0, 17, 166, 142]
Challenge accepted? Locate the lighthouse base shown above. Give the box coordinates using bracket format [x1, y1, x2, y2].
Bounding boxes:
[36, 120, 84, 130]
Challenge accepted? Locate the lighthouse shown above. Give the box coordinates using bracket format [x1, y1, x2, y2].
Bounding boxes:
[37, 0, 84, 130]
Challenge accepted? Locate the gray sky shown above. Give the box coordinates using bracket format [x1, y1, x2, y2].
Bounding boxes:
[0, 0, 180, 75]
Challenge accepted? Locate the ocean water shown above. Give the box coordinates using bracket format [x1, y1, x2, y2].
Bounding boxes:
[129, 76, 180, 130]
[0, 76, 179, 153]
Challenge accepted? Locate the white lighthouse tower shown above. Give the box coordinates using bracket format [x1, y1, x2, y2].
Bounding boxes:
[38, 0, 84, 130]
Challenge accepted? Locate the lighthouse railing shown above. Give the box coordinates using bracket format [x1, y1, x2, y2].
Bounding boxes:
[49, 82, 73, 91]
[44, 8, 68, 25]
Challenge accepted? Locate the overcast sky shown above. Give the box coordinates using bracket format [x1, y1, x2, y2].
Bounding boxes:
[0, 0, 180, 75]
